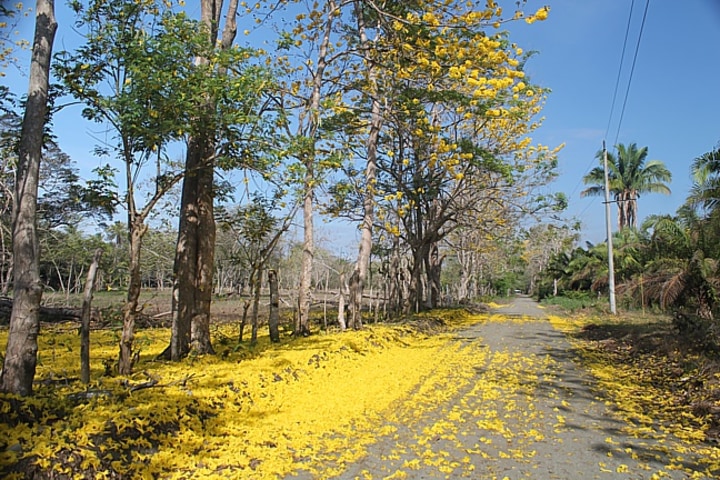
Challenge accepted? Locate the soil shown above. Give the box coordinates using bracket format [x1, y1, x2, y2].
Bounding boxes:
[291, 296, 715, 479]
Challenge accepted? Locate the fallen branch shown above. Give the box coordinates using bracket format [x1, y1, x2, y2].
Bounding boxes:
[0, 297, 81, 323]
[122, 372, 195, 393]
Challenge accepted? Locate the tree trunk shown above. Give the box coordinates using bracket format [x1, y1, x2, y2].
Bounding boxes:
[427, 243, 443, 309]
[0, 0, 56, 396]
[348, 0, 382, 330]
[406, 243, 428, 314]
[80, 248, 102, 384]
[388, 237, 403, 314]
[239, 298, 250, 342]
[191, 156, 215, 354]
[295, 0, 336, 337]
[165, 0, 240, 360]
[118, 220, 147, 375]
[164, 137, 200, 361]
[250, 268, 261, 345]
[297, 176, 314, 337]
[0, 219, 11, 295]
[268, 269, 280, 342]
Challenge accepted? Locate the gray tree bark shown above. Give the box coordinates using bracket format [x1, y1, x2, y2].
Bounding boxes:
[348, 0, 382, 330]
[0, 0, 57, 396]
[296, 1, 336, 337]
[118, 219, 147, 374]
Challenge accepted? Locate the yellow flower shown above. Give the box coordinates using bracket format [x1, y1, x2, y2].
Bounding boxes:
[535, 6, 549, 21]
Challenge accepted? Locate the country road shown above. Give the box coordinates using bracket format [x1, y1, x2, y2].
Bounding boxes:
[292, 296, 711, 479]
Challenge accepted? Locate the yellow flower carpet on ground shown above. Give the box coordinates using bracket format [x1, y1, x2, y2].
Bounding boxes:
[1, 309, 720, 478]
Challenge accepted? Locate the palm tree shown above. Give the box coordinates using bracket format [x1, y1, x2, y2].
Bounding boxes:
[581, 143, 672, 230]
[641, 211, 719, 323]
[686, 143, 720, 213]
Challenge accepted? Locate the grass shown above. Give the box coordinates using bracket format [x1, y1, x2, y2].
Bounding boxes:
[540, 292, 603, 312]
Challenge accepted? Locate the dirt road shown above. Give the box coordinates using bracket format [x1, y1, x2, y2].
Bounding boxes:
[311, 297, 710, 479]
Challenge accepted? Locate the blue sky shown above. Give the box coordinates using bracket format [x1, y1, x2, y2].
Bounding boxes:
[3, 1, 720, 248]
[509, 0, 720, 244]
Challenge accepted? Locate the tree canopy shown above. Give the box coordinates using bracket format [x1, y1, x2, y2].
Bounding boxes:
[581, 143, 672, 230]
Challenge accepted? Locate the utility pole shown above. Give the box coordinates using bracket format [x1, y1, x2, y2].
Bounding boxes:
[603, 141, 617, 314]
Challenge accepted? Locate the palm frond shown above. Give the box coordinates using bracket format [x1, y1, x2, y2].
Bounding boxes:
[661, 271, 688, 309]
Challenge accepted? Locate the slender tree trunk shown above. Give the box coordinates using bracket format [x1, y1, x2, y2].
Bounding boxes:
[0, 221, 10, 295]
[118, 220, 147, 375]
[628, 193, 638, 229]
[0, 0, 56, 396]
[1, 264, 11, 296]
[250, 268, 261, 344]
[388, 237, 402, 314]
[268, 269, 280, 343]
[80, 248, 102, 384]
[348, 0, 382, 330]
[239, 298, 250, 342]
[296, 1, 336, 337]
[297, 173, 314, 336]
[337, 272, 347, 330]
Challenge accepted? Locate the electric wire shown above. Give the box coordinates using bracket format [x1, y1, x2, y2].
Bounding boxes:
[612, 0, 651, 147]
[604, 0, 636, 142]
[565, 1, 638, 214]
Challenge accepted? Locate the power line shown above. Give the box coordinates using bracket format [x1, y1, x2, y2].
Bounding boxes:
[565, 1, 638, 203]
[604, 0, 636, 142]
[612, 0, 651, 146]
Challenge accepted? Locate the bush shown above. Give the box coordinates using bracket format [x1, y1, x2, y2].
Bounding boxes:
[540, 291, 600, 312]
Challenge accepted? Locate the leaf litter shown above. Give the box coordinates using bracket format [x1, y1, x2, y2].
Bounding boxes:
[0, 308, 719, 478]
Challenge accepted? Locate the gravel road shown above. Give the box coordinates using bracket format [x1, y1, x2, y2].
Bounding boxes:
[330, 296, 711, 479]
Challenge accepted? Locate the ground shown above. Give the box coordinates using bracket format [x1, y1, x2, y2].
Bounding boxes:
[294, 297, 720, 479]
[2, 296, 720, 479]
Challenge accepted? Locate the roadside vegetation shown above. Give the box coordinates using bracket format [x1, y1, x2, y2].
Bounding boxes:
[539, 142, 720, 350]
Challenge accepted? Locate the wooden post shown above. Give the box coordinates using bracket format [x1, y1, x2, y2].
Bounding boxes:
[337, 272, 347, 330]
[268, 269, 280, 342]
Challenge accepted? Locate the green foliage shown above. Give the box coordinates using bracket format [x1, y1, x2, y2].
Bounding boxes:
[544, 141, 720, 324]
[687, 143, 720, 213]
[491, 272, 522, 298]
[582, 143, 672, 229]
[540, 291, 599, 312]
